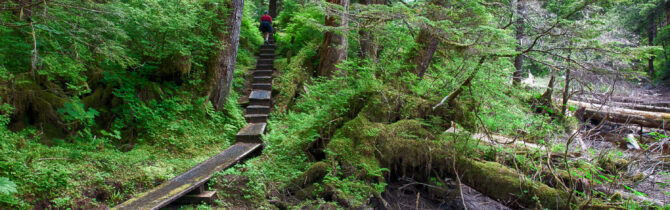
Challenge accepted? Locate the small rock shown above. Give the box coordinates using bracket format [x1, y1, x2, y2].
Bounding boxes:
[625, 134, 641, 150]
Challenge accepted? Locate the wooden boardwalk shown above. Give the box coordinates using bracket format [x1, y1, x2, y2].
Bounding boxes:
[114, 39, 277, 209]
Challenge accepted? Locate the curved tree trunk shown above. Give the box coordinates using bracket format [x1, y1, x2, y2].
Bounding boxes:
[317, 0, 350, 77]
[206, 0, 244, 110]
[407, 0, 446, 79]
[410, 30, 439, 79]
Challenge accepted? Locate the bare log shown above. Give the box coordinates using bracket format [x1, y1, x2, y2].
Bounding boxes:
[570, 100, 670, 131]
[572, 96, 670, 113]
[575, 94, 670, 108]
[607, 101, 670, 113]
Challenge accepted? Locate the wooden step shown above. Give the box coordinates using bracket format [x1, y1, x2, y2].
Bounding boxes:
[261, 45, 275, 49]
[249, 90, 271, 106]
[260, 53, 275, 58]
[258, 59, 274, 65]
[253, 76, 272, 83]
[256, 64, 274, 69]
[252, 83, 272, 90]
[112, 142, 263, 210]
[181, 191, 216, 204]
[173, 185, 216, 205]
[246, 105, 271, 115]
[245, 114, 269, 123]
[253, 70, 274, 77]
[236, 123, 267, 143]
[260, 49, 275, 54]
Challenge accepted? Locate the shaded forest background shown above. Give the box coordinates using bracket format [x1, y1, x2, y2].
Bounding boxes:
[1, 0, 669, 209]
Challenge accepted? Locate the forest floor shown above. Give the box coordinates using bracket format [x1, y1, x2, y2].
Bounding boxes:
[529, 75, 670, 205]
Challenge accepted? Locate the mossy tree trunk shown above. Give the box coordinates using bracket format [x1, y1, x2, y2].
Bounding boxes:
[358, 0, 383, 61]
[317, 0, 349, 78]
[206, 0, 244, 110]
[410, 30, 439, 79]
[407, 0, 446, 79]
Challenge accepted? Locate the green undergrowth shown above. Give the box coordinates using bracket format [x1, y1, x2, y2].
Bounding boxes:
[0, 93, 245, 209]
[0, 0, 266, 208]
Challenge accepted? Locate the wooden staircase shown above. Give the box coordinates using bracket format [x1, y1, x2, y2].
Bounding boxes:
[113, 38, 277, 210]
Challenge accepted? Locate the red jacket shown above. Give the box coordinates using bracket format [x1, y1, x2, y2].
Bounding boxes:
[261, 14, 272, 22]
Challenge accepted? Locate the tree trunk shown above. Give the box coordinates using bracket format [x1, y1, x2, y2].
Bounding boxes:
[358, 28, 377, 60]
[317, 0, 349, 77]
[648, 17, 657, 77]
[407, 0, 446, 79]
[561, 68, 571, 116]
[539, 71, 555, 110]
[269, 0, 278, 18]
[358, 0, 382, 60]
[512, 0, 525, 86]
[561, 44, 573, 116]
[206, 0, 244, 110]
[410, 29, 439, 79]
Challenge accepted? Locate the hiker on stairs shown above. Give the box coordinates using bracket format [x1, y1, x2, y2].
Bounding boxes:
[260, 11, 273, 45]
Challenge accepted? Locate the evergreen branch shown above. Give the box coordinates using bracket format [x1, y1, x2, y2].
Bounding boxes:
[521, 0, 598, 54]
[433, 56, 487, 110]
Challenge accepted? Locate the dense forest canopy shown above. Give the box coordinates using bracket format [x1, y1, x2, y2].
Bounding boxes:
[1, 0, 669, 209]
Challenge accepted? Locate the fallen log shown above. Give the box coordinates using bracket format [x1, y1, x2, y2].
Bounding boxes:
[574, 94, 670, 108]
[333, 116, 572, 209]
[608, 101, 670, 113]
[569, 100, 670, 131]
[455, 158, 569, 210]
[572, 96, 670, 113]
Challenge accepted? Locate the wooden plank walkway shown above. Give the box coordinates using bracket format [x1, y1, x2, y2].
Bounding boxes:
[112, 143, 262, 210]
[114, 38, 277, 209]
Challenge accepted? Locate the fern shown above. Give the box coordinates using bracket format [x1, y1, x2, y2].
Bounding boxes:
[0, 177, 17, 195]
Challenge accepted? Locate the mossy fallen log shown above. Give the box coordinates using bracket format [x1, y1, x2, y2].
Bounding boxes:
[455, 158, 569, 209]
[323, 115, 572, 209]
